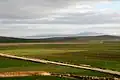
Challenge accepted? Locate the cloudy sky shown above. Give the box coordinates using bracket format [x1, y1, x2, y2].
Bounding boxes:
[0, 0, 120, 37]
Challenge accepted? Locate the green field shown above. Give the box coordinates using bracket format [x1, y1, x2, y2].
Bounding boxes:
[0, 76, 76, 80]
[0, 42, 120, 77]
[0, 42, 120, 71]
[0, 57, 113, 77]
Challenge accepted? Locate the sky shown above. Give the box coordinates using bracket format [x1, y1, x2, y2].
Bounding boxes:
[0, 0, 120, 37]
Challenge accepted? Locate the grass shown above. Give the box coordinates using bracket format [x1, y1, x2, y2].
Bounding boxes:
[0, 76, 76, 80]
[0, 42, 120, 75]
[0, 57, 114, 77]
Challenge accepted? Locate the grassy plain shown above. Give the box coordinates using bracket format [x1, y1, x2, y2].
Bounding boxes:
[0, 42, 120, 76]
[0, 57, 113, 77]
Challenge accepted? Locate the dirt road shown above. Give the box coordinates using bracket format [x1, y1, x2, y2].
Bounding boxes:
[0, 53, 120, 76]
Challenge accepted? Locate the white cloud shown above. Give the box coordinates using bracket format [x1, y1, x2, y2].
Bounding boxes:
[0, 23, 120, 37]
[55, 4, 94, 14]
[75, 5, 93, 9]
[0, 0, 120, 37]
[99, 1, 111, 4]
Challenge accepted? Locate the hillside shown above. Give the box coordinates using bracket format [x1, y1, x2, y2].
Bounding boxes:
[0, 35, 120, 43]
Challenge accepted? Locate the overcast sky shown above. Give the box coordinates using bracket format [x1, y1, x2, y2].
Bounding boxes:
[0, 0, 120, 37]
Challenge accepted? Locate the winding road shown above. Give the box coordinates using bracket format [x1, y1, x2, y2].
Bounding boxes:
[0, 53, 120, 76]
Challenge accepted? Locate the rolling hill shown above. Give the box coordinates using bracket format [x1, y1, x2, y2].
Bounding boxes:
[24, 32, 104, 39]
[0, 35, 120, 43]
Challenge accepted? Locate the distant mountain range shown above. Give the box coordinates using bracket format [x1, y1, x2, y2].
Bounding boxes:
[0, 32, 120, 43]
[77, 32, 104, 36]
[24, 32, 104, 39]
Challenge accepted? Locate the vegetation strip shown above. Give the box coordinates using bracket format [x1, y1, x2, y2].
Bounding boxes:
[0, 53, 120, 76]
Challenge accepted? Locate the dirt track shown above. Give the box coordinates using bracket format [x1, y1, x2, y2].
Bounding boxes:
[0, 71, 51, 77]
[0, 53, 120, 76]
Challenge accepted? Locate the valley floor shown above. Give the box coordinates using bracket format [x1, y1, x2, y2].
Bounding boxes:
[0, 42, 120, 79]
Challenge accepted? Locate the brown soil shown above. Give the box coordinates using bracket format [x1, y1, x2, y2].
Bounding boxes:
[0, 71, 51, 77]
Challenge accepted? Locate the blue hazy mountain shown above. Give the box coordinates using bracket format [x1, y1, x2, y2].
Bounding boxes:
[24, 32, 104, 39]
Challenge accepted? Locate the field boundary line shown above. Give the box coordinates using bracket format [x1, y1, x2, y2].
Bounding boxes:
[0, 53, 120, 76]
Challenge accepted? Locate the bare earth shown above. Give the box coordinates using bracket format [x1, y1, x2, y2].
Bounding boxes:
[0, 71, 51, 77]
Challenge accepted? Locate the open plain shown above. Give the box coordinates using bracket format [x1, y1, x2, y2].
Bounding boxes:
[0, 41, 120, 79]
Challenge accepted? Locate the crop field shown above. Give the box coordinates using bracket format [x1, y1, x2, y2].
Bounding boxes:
[0, 42, 120, 77]
[0, 76, 76, 80]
